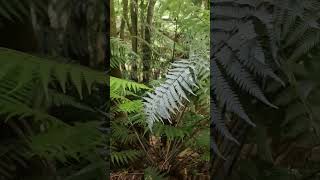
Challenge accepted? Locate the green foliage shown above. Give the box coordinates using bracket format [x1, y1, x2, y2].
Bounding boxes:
[111, 149, 142, 165]
[0, 48, 106, 179]
[29, 121, 102, 162]
[0, 48, 106, 98]
[111, 76, 151, 93]
[153, 123, 188, 140]
[111, 37, 138, 69]
[144, 167, 168, 180]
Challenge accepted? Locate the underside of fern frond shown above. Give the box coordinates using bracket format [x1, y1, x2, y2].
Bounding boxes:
[143, 58, 201, 129]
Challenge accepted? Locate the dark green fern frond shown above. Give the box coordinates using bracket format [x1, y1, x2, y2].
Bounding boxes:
[0, 143, 29, 179]
[48, 91, 94, 112]
[0, 48, 106, 99]
[111, 149, 141, 165]
[0, 0, 46, 22]
[144, 167, 168, 180]
[289, 30, 320, 62]
[153, 123, 188, 140]
[111, 122, 138, 145]
[0, 94, 60, 123]
[29, 121, 102, 163]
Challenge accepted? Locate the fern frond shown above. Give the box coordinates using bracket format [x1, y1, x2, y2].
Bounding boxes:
[0, 94, 59, 122]
[111, 37, 138, 68]
[110, 76, 151, 93]
[211, 98, 239, 144]
[143, 59, 199, 129]
[49, 91, 94, 112]
[111, 123, 138, 145]
[211, 1, 285, 157]
[0, 0, 32, 22]
[0, 143, 29, 179]
[144, 167, 168, 180]
[116, 100, 143, 113]
[153, 123, 188, 140]
[212, 60, 254, 126]
[216, 47, 277, 108]
[111, 150, 141, 165]
[289, 30, 320, 62]
[29, 121, 102, 163]
[0, 48, 106, 99]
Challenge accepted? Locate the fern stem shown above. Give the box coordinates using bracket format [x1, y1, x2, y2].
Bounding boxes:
[132, 126, 154, 164]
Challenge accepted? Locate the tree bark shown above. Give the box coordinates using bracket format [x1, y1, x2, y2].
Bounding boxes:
[142, 0, 156, 83]
[119, 0, 129, 73]
[110, 0, 122, 78]
[139, 0, 146, 41]
[130, 0, 139, 82]
[120, 0, 128, 39]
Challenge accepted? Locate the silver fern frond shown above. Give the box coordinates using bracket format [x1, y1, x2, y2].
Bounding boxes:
[143, 58, 202, 130]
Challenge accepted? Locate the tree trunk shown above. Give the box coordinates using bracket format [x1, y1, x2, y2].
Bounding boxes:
[110, 0, 122, 78]
[130, 0, 139, 82]
[119, 0, 129, 73]
[203, 0, 209, 9]
[120, 0, 128, 39]
[142, 0, 156, 83]
[139, 0, 146, 41]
